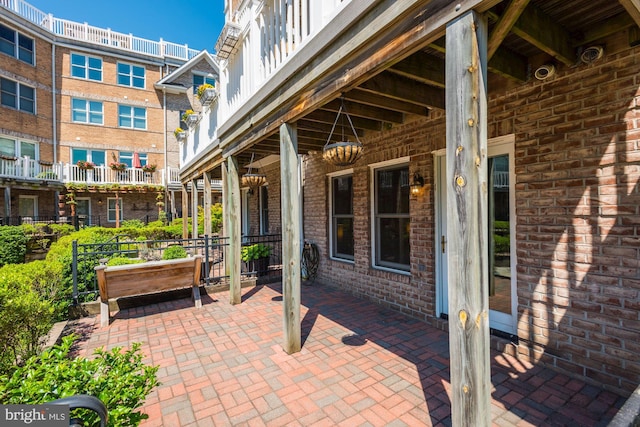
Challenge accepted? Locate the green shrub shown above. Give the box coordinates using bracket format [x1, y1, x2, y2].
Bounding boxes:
[48, 223, 75, 237]
[0, 226, 28, 266]
[0, 335, 159, 427]
[107, 257, 145, 266]
[0, 267, 55, 374]
[162, 245, 187, 260]
[121, 219, 146, 228]
[241, 243, 272, 262]
[494, 234, 510, 253]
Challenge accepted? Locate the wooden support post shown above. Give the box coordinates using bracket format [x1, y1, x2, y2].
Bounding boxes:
[280, 122, 301, 354]
[226, 157, 242, 305]
[204, 171, 212, 236]
[445, 10, 490, 427]
[192, 179, 199, 239]
[182, 183, 189, 239]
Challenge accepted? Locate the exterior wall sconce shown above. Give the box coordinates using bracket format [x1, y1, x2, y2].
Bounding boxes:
[97, 199, 103, 206]
[410, 172, 424, 196]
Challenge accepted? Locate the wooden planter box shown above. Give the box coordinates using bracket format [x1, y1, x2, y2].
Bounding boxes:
[95, 255, 202, 326]
[199, 88, 218, 106]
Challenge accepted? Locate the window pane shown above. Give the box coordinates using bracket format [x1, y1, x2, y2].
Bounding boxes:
[0, 24, 15, 56]
[377, 167, 409, 214]
[133, 76, 144, 88]
[133, 66, 144, 77]
[88, 57, 102, 69]
[19, 84, 35, 113]
[91, 151, 105, 166]
[0, 137, 15, 157]
[333, 176, 352, 215]
[71, 65, 86, 78]
[71, 149, 87, 164]
[71, 54, 85, 66]
[335, 218, 354, 258]
[20, 141, 36, 158]
[17, 34, 33, 64]
[72, 109, 87, 122]
[378, 217, 410, 269]
[88, 69, 102, 81]
[1, 78, 17, 108]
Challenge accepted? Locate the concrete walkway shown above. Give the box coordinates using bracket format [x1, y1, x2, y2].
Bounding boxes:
[68, 283, 625, 426]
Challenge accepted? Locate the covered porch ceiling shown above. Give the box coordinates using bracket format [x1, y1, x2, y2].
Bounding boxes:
[185, 0, 640, 180]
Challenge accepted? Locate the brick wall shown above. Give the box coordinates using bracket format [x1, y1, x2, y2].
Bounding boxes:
[295, 46, 640, 393]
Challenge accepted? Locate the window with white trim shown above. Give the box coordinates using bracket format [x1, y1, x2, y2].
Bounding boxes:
[1, 77, 35, 113]
[119, 151, 147, 168]
[193, 74, 215, 94]
[0, 137, 38, 159]
[0, 23, 34, 65]
[373, 162, 410, 271]
[71, 98, 103, 125]
[118, 105, 146, 129]
[70, 53, 102, 81]
[71, 148, 105, 166]
[330, 173, 354, 261]
[259, 186, 269, 235]
[18, 195, 38, 217]
[107, 198, 124, 222]
[117, 62, 145, 88]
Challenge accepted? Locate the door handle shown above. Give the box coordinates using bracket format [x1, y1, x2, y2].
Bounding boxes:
[441, 235, 446, 253]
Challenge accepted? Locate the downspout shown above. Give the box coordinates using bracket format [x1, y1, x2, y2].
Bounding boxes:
[52, 43, 57, 163]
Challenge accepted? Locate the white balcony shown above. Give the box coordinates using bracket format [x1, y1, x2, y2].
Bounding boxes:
[0, 156, 182, 187]
[0, 0, 199, 60]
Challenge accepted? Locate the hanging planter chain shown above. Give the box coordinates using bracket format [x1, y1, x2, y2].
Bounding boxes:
[322, 96, 364, 167]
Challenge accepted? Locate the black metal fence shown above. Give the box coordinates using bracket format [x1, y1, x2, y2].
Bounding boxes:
[71, 234, 283, 303]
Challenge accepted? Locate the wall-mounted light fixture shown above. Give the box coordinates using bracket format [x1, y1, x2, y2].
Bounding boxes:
[97, 199, 103, 206]
[410, 172, 424, 196]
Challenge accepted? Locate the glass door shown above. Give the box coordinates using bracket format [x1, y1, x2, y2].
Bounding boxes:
[436, 136, 516, 334]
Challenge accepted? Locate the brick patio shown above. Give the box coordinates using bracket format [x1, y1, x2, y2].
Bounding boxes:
[68, 283, 625, 426]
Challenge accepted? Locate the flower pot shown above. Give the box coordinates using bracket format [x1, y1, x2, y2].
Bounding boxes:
[199, 88, 218, 106]
[186, 114, 199, 127]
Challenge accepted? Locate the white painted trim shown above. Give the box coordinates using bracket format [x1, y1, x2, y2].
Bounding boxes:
[327, 169, 355, 262]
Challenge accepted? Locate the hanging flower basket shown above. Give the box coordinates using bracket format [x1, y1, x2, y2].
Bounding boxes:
[142, 164, 157, 173]
[109, 162, 127, 171]
[241, 173, 267, 189]
[77, 160, 95, 170]
[323, 141, 364, 167]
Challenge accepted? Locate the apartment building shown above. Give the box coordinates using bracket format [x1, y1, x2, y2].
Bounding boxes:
[0, 0, 219, 226]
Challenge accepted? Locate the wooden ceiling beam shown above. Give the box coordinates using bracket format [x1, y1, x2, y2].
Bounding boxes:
[487, 0, 530, 59]
[297, 119, 365, 136]
[619, 0, 640, 28]
[488, 46, 528, 82]
[358, 71, 445, 110]
[344, 89, 430, 116]
[492, 3, 575, 66]
[387, 51, 445, 88]
[321, 99, 404, 123]
[304, 110, 383, 131]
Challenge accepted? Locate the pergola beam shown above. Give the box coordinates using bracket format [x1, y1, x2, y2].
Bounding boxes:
[487, 0, 530, 59]
[619, 0, 640, 28]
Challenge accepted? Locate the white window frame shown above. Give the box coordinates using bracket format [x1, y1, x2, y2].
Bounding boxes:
[0, 23, 35, 65]
[0, 77, 35, 114]
[117, 105, 147, 130]
[259, 185, 269, 235]
[0, 136, 38, 160]
[328, 168, 355, 263]
[119, 151, 148, 168]
[370, 156, 411, 274]
[71, 98, 104, 125]
[18, 195, 38, 217]
[70, 53, 103, 81]
[117, 62, 146, 88]
[107, 197, 124, 223]
[192, 73, 216, 94]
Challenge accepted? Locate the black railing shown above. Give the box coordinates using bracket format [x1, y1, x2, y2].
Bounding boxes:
[71, 234, 283, 303]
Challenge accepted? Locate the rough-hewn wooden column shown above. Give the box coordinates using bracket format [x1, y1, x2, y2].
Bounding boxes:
[203, 171, 212, 236]
[225, 157, 242, 305]
[191, 179, 199, 239]
[182, 183, 189, 239]
[445, 9, 490, 427]
[280, 122, 301, 354]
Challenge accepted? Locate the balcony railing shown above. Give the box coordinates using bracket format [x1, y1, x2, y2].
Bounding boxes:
[0, 156, 182, 186]
[0, 0, 199, 61]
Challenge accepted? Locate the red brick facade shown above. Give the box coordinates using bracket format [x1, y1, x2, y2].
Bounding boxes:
[257, 43, 640, 393]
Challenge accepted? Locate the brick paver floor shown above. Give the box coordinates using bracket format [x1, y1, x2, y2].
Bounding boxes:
[68, 283, 625, 426]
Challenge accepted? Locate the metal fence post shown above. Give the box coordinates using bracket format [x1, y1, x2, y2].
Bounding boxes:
[72, 240, 78, 304]
[204, 234, 210, 285]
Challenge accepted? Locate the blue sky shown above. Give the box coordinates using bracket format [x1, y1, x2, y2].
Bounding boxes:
[26, 0, 226, 52]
